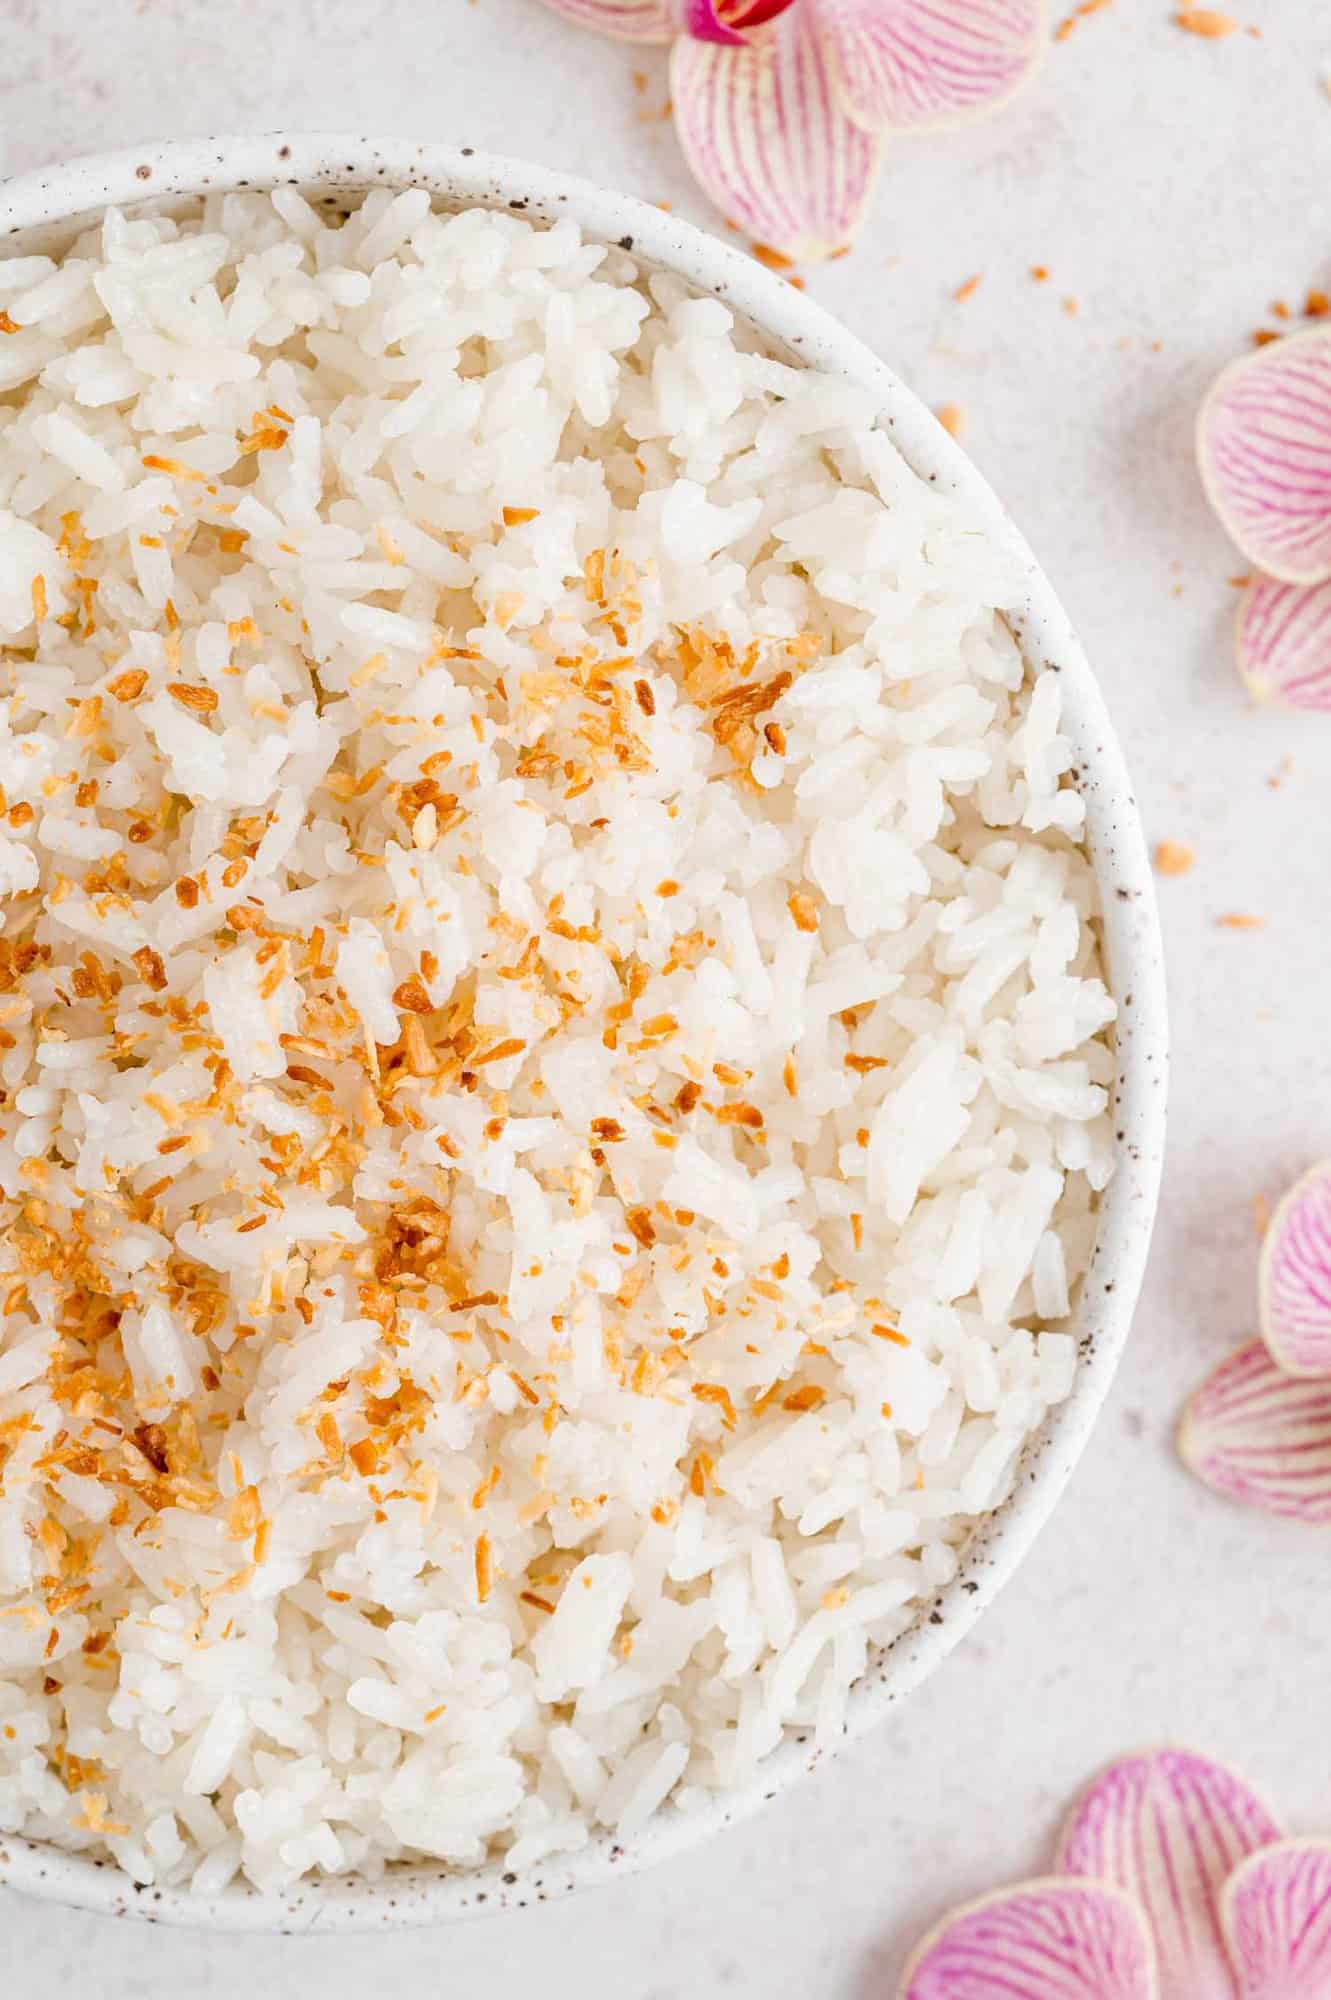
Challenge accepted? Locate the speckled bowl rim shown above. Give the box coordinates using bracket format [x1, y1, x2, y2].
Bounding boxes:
[0, 133, 1168, 1933]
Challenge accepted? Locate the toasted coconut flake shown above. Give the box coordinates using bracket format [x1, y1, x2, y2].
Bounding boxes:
[141, 454, 206, 482]
[472, 1036, 526, 1067]
[1176, 5, 1238, 33]
[474, 1533, 493, 1603]
[1055, 0, 1112, 41]
[1153, 840, 1195, 876]
[691, 1382, 738, 1430]
[167, 682, 219, 715]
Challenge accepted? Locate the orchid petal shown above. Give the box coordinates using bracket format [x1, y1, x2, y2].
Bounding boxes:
[1197, 328, 1331, 586]
[678, 0, 749, 45]
[1178, 1341, 1331, 1524]
[1260, 1165, 1331, 1376]
[1237, 576, 1331, 713]
[685, 0, 798, 40]
[531, 0, 676, 41]
[670, 8, 885, 259]
[1057, 1749, 1282, 2000]
[898, 1878, 1157, 2000]
[809, 0, 1046, 132]
[1223, 1843, 1331, 2000]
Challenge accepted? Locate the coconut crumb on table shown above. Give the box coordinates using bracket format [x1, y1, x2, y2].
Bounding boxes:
[1217, 912, 1267, 930]
[1153, 841, 1195, 877]
[1251, 285, 1331, 346]
[1176, 7, 1240, 35]
[1054, 0, 1112, 40]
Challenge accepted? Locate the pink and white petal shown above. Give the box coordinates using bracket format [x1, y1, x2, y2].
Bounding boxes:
[1259, 1164, 1331, 1376]
[1223, 1843, 1331, 2000]
[809, 0, 1045, 132]
[677, 0, 748, 45]
[670, 10, 885, 259]
[899, 1879, 1158, 2000]
[532, 0, 676, 41]
[729, 0, 794, 22]
[1179, 1341, 1331, 1524]
[1197, 329, 1331, 586]
[1237, 577, 1331, 713]
[1057, 1749, 1283, 2000]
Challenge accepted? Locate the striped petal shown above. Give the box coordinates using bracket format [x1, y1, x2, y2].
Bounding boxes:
[531, 0, 677, 40]
[670, 8, 886, 259]
[1237, 577, 1331, 712]
[899, 1879, 1157, 2000]
[809, 0, 1046, 132]
[1197, 329, 1331, 585]
[1057, 1750, 1282, 2000]
[1260, 1165, 1331, 1376]
[1179, 1342, 1331, 1524]
[1223, 1843, 1331, 2000]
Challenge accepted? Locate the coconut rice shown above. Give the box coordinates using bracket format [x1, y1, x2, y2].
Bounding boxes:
[0, 188, 1116, 1894]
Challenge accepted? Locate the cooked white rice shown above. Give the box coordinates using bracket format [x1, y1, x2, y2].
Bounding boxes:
[0, 189, 1116, 1893]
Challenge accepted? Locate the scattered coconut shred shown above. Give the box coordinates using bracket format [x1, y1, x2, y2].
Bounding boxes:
[0, 190, 1116, 1893]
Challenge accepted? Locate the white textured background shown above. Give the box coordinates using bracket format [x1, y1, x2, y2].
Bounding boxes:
[3, 2, 1331, 1991]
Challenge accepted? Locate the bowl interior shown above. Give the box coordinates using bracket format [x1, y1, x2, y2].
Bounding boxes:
[0, 135, 1168, 1931]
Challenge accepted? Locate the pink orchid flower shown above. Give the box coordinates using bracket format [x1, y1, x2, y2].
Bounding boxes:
[1198, 328, 1331, 712]
[901, 1747, 1331, 2000]
[534, 0, 1046, 260]
[1180, 1162, 1331, 1524]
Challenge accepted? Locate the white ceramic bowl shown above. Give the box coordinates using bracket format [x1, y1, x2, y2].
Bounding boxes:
[0, 134, 1168, 1932]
